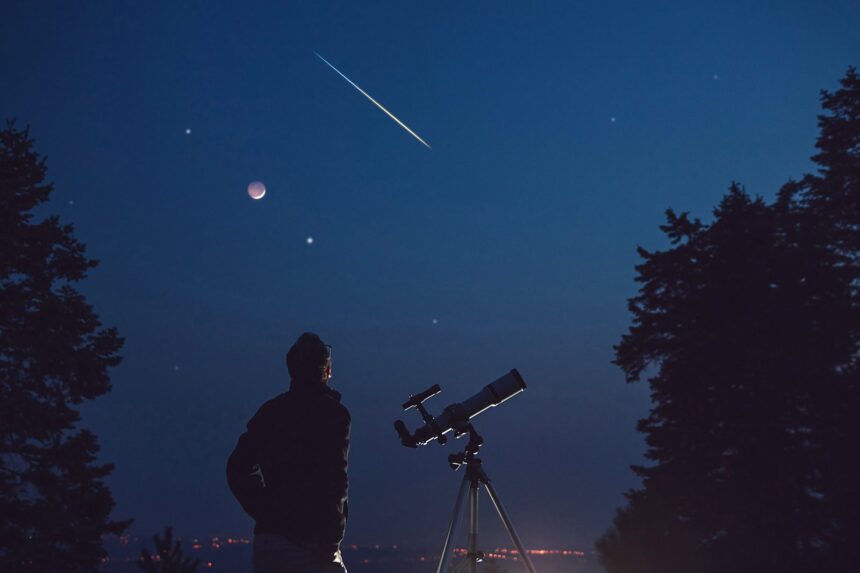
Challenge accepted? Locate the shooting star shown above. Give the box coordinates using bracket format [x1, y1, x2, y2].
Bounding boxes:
[314, 52, 431, 149]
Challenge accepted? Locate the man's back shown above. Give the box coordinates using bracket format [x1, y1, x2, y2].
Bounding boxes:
[227, 382, 350, 561]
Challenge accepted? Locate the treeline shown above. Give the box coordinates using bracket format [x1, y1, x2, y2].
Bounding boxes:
[598, 68, 860, 572]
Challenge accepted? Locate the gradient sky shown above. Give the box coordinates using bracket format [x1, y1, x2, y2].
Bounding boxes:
[3, 0, 859, 552]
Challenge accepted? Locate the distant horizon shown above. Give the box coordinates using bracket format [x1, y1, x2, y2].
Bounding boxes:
[102, 534, 599, 573]
[106, 531, 594, 554]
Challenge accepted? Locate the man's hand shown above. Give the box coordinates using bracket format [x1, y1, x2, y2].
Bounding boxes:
[317, 544, 341, 563]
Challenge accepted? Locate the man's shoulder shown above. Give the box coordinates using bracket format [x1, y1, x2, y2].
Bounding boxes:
[251, 388, 349, 428]
[247, 393, 289, 429]
[321, 389, 351, 425]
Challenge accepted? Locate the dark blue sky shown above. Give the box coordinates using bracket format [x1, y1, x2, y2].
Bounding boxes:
[3, 0, 859, 551]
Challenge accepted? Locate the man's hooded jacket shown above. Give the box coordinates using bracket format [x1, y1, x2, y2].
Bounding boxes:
[227, 382, 350, 554]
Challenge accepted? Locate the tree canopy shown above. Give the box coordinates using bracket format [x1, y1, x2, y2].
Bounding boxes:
[597, 67, 860, 572]
[0, 121, 130, 572]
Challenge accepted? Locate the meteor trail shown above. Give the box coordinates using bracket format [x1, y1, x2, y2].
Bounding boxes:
[314, 52, 431, 149]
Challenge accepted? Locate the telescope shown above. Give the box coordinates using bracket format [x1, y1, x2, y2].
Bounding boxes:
[393, 369, 538, 573]
[394, 369, 526, 448]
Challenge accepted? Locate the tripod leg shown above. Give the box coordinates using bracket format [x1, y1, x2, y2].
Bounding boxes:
[483, 480, 538, 573]
[468, 483, 479, 573]
[437, 475, 469, 573]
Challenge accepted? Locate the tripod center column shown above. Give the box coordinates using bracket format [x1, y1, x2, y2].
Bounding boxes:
[468, 483, 479, 573]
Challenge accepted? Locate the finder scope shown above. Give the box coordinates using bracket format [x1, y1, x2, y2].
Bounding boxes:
[394, 369, 526, 447]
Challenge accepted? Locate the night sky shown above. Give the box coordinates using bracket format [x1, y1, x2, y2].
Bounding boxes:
[3, 1, 860, 552]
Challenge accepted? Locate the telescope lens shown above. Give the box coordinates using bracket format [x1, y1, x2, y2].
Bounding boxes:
[461, 369, 526, 421]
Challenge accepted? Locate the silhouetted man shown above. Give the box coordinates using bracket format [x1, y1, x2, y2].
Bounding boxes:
[227, 332, 350, 572]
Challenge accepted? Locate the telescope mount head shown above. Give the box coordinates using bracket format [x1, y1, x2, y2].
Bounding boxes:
[447, 423, 484, 471]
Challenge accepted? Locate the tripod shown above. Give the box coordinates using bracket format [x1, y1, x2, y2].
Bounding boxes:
[436, 424, 537, 573]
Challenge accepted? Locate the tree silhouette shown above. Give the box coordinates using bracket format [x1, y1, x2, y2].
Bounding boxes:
[137, 527, 200, 573]
[0, 121, 130, 571]
[597, 67, 860, 573]
[777, 65, 860, 571]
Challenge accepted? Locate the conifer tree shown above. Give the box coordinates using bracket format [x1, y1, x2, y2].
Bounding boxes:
[137, 527, 200, 573]
[0, 121, 130, 572]
[597, 66, 860, 573]
[778, 65, 860, 571]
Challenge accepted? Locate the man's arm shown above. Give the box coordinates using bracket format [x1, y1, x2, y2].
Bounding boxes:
[226, 430, 267, 520]
[313, 406, 351, 556]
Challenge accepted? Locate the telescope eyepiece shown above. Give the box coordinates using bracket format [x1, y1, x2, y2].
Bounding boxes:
[394, 420, 417, 448]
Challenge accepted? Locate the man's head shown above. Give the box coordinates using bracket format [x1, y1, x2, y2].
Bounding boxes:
[286, 332, 333, 386]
